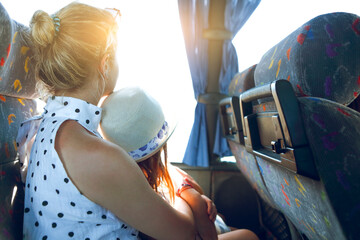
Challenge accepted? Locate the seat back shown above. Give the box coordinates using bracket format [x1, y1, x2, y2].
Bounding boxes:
[0, 3, 38, 239]
[223, 65, 275, 205]
[222, 66, 297, 240]
[222, 12, 360, 240]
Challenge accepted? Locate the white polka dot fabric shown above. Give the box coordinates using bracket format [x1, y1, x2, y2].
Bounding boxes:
[20, 96, 139, 240]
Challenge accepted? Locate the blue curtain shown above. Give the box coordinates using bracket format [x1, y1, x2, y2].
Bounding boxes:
[179, 0, 260, 166]
[178, 0, 210, 167]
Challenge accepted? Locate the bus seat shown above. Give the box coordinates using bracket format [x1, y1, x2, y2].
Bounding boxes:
[228, 65, 256, 97]
[254, 94, 360, 240]
[0, 3, 38, 239]
[224, 66, 298, 240]
[222, 12, 360, 240]
[225, 65, 275, 205]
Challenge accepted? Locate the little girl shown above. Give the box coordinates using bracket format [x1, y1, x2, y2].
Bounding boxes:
[100, 86, 259, 240]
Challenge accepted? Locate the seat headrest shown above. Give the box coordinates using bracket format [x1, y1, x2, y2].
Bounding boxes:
[0, 3, 38, 99]
[228, 64, 256, 96]
[254, 12, 360, 105]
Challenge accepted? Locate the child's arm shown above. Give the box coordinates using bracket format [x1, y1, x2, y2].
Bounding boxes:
[181, 177, 217, 222]
[173, 166, 204, 194]
[200, 194, 217, 223]
[179, 187, 218, 240]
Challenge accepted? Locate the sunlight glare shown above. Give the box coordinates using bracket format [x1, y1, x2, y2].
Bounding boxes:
[2, 0, 195, 162]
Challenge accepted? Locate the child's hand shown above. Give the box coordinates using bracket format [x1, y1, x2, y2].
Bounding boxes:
[183, 177, 204, 195]
[201, 195, 217, 222]
[173, 166, 204, 195]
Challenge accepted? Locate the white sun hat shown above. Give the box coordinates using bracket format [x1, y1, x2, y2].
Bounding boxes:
[100, 86, 176, 162]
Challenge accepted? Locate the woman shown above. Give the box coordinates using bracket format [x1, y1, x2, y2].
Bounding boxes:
[17, 2, 196, 239]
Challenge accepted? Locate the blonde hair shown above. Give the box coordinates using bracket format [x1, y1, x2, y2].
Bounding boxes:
[30, 2, 118, 97]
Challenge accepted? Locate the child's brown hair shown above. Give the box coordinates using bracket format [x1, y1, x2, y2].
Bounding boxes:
[137, 143, 175, 204]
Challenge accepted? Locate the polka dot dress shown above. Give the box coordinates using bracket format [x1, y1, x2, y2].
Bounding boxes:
[21, 96, 139, 240]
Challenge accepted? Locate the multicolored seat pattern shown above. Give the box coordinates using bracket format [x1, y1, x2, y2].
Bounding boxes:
[254, 12, 360, 105]
[0, 3, 38, 239]
[227, 12, 360, 240]
[228, 64, 256, 96]
[228, 65, 275, 206]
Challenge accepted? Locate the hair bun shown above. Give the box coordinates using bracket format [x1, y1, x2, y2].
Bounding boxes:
[30, 10, 56, 47]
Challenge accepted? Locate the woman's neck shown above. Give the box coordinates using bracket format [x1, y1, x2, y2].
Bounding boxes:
[55, 90, 101, 106]
[54, 76, 104, 106]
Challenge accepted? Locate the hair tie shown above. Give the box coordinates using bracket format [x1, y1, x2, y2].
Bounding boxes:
[51, 14, 60, 36]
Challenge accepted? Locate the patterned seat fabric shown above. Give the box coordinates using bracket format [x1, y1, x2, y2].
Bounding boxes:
[227, 12, 360, 240]
[297, 98, 360, 239]
[0, 3, 38, 239]
[228, 65, 275, 206]
[227, 66, 297, 240]
[254, 12, 360, 104]
[228, 64, 256, 96]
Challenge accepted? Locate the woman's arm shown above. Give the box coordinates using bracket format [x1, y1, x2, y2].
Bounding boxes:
[55, 121, 196, 240]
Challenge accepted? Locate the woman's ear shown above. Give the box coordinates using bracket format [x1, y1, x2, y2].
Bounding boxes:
[99, 54, 110, 77]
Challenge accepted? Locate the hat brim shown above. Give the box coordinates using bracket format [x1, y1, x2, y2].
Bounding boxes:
[133, 102, 178, 162]
[134, 119, 176, 162]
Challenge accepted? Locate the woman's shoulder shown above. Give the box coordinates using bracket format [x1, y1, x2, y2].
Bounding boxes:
[54, 120, 139, 200]
[55, 120, 129, 167]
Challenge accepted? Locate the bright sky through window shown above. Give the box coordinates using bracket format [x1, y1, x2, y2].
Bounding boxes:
[2, 0, 359, 163]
